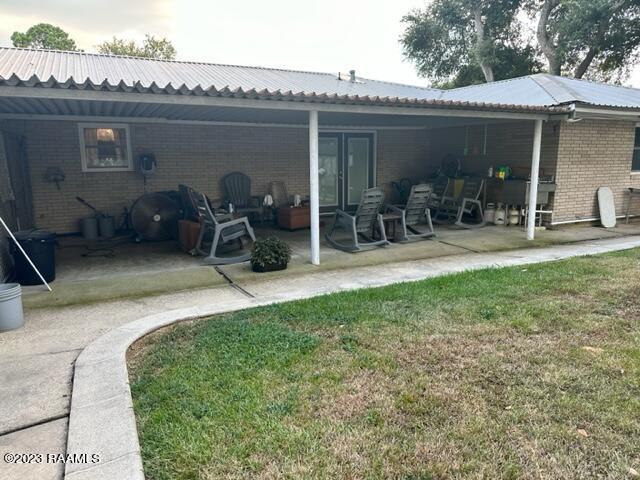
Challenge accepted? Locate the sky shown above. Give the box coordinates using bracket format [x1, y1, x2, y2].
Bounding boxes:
[0, 0, 638, 88]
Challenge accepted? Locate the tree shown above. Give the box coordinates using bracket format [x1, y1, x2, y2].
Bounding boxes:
[401, 0, 542, 87]
[534, 0, 640, 80]
[401, 0, 640, 86]
[97, 35, 176, 60]
[11, 23, 77, 51]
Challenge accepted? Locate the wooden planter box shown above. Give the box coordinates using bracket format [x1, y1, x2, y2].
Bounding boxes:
[277, 206, 310, 230]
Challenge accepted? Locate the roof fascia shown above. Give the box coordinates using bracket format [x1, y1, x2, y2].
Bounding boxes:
[572, 104, 640, 120]
[0, 85, 551, 121]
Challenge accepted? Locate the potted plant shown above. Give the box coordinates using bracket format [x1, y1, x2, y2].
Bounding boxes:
[251, 236, 292, 272]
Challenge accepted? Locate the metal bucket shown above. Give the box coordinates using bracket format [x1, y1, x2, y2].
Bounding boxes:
[98, 215, 115, 239]
[0, 283, 24, 332]
[81, 216, 99, 240]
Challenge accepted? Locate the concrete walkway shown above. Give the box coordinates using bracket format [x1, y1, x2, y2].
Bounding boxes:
[2, 235, 640, 479]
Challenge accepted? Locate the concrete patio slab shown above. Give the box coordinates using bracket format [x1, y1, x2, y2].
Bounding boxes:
[0, 418, 67, 480]
[0, 350, 75, 434]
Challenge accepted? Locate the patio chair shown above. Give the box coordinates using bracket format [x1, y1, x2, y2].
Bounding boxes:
[434, 177, 486, 229]
[426, 176, 450, 212]
[192, 190, 256, 265]
[325, 187, 389, 252]
[221, 172, 263, 222]
[386, 183, 435, 242]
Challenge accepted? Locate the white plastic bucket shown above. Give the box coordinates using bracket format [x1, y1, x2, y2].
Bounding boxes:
[0, 283, 24, 332]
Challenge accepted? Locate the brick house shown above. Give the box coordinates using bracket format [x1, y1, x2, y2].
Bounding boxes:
[1, 47, 640, 274]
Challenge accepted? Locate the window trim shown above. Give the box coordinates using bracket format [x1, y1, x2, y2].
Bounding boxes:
[633, 124, 640, 173]
[78, 123, 133, 172]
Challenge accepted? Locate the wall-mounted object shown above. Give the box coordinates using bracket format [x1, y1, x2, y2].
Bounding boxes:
[44, 167, 65, 190]
[139, 153, 157, 177]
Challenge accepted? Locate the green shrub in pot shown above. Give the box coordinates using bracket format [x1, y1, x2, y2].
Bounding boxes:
[251, 236, 292, 272]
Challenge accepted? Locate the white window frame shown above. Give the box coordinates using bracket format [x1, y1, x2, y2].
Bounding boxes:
[78, 123, 133, 172]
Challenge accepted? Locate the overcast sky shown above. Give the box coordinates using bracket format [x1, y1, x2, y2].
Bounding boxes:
[0, 0, 638, 88]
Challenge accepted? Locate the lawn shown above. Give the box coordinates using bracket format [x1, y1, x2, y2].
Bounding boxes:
[129, 249, 640, 480]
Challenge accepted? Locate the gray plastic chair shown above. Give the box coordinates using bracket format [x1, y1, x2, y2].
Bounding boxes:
[222, 172, 263, 220]
[435, 177, 486, 229]
[325, 187, 389, 252]
[386, 183, 435, 242]
[192, 191, 256, 265]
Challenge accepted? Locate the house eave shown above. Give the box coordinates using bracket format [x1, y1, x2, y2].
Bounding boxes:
[0, 82, 561, 121]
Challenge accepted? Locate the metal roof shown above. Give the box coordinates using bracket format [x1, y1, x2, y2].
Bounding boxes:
[1, 48, 639, 114]
[0, 47, 565, 114]
[440, 73, 640, 109]
[0, 47, 442, 100]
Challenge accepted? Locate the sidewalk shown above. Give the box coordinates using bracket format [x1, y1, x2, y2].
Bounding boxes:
[2, 235, 640, 480]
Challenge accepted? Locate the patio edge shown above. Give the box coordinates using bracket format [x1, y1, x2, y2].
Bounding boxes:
[64, 235, 640, 479]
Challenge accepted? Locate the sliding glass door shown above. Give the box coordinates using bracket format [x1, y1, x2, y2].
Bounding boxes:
[319, 132, 374, 212]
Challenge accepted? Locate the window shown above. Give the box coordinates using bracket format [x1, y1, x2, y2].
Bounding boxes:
[633, 127, 640, 172]
[79, 124, 132, 172]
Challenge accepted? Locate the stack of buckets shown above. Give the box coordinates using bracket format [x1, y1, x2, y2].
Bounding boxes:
[0, 283, 23, 332]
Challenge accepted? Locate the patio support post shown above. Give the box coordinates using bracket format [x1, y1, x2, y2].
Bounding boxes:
[527, 119, 543, 240]
[309, 110, 320, 265]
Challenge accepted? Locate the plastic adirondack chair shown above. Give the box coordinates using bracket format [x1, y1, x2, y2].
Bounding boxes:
[222, 172, 263, 220]
[386, 183, 435, 242]
[435, 177, 486, 229]
[325, 187, 389, 252]
[192, 191, 256, 265]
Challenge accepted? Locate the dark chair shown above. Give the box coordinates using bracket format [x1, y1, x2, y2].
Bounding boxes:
[386, 183, 435, 242]
[426, 176, 450, 212]
[190, 189, 256, 265]
[325, 187, 388, 252]
[222, 172, 263, 221]
[435, 177, 486, 229]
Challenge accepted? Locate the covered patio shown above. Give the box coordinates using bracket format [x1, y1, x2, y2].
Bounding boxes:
[2, 78, 561, 254]
[2, 48, 619, 305]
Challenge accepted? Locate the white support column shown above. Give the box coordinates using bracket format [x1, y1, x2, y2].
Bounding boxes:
[527, 119, 543, 240]
[309, 110, 320, 265]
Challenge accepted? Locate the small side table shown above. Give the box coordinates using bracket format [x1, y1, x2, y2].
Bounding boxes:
[626, 188, 640, 223]
[380, 212, 402, 241]
[277, 205, 311, 230]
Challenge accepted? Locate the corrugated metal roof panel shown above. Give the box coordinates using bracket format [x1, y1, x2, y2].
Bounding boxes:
[541, 74, 640, 108]
[440, 76, 559, 106]
[0, 47, 442, 100]
[6, 47, 639, 113]
[440, 73, 640, 109]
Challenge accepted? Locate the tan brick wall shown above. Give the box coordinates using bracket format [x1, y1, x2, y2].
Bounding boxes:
[376, 128, 431, 201]
[12, 120, 430, 233]
[427, 121, 559, 178]
[553, 119, 640, 223]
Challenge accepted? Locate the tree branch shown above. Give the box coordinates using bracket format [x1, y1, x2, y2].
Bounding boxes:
[574, 1, 625, 79]
[537, 0, 561, 75]
[473, 6, 495, 82]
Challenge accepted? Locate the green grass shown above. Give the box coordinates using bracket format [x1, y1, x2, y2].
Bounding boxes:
[129, 249, 640, 479]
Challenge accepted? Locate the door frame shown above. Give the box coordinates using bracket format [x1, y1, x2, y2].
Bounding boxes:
[318, 129, 377, 213]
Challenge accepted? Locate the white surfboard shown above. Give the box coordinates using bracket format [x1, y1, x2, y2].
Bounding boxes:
[598, 187, 616, 228]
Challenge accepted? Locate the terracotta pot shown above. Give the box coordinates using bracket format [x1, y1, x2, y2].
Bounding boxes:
[251, 261, 288, 273]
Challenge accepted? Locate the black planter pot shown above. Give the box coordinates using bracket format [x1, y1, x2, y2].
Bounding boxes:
[251, 261, 288, 273]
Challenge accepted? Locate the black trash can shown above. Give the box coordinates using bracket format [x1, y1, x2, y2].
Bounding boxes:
[10, 230, 56, 285]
